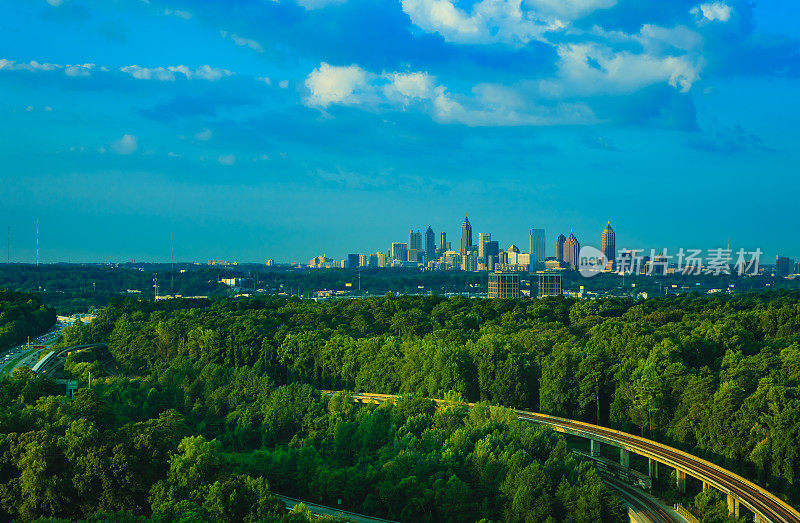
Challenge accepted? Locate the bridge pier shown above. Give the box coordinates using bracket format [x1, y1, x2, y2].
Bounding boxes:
[727, 494, 739, 518]
[619, 448, 629, 468]
[703, 481, 709, 491]
[590, 439, 600, 457]
[648, 458, 658, 479]
[676, 470, 687, 493]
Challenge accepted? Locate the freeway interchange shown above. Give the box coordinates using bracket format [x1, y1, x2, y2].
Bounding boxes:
[337, 391, 800, 523]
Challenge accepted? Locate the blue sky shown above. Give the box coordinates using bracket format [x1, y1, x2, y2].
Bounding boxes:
[1, 0, 798, 264]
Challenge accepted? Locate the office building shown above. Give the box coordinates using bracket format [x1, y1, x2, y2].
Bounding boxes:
[564, 232, 580, 270]
[409, 230, 422, 251]
[347, 254, 359, 269]
[462, 252, 478, 271]
[460, 216, 473, 255]
[478, 232, 491, 262]
[556, 234, 566, 263]
[488, 272, 520, 298]
[777, 256, 795, 276]
[440, 232, 447, 252]
[391, 242, 407, 261]
[538, 272, 563, 297]
[529, 228, 546, 272]
[425, 226, 436, 261]
[407, 249, 423, 263]
[602, 222, 615, 269]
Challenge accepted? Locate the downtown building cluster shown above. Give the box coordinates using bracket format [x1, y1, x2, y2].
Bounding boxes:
[309, 216, 616, 276]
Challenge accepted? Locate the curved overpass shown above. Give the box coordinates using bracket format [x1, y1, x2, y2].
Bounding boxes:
[31, 343, 108, 375]
[337, 392, 800, 523]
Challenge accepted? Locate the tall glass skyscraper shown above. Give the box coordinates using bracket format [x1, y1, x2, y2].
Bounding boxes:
[424, 226, 436, 262]
[602, 222, 615, 267]
[556, 234, 567, 263]
[565, 232, 580, 270]
[478, 232, 491, 261]
[460, 216, 472, 255]
[529, 228, 545, 272]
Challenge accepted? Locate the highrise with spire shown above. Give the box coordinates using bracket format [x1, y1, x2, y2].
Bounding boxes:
[424, 226, 436, 262]
[565, 232, 580, 270]
[460, 216, 473, 255]
[602, 222, 615, 268]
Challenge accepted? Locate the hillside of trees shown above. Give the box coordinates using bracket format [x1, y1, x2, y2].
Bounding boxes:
[0, 289, 55, 349]
[4, 290, 800, 520]
[67, 291, 800, 509]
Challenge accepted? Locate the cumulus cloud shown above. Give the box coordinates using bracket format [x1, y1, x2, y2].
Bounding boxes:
[65, 63, 94, 77]
[221, 31, 264, 53]
[218, 154, 236, 165]
[382, 71, 436, 103]
[304, 63, 374, 107]
[401, 0, 564, 46]
[691, 2, 732, 23]
[540, 42, 702, 96]
[111, 134, 138, 155]
[524, 0, 617, 21]
[303, 62, 595, 126]
[119, 64, 233, 81]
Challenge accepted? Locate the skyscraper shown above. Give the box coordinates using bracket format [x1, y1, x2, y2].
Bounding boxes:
[440, 232, 447, 252]
[424, 226, 436, 261]
[564, 232, 580, 270]
[409, 229, 422, 251]
[478, 232, 491, 261]
[556, 234, 567, 263]
[529, 228, 545, 272]
[602, 222, 615, 267]
[391, 242, 407, 261]
[460, 216, 472, 255]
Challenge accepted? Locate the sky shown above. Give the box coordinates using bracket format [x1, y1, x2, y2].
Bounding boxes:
[1, 0, 799, 264]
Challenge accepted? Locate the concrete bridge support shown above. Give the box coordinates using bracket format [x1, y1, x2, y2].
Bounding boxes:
[727, 494, 740, 518]
[676, 470, 687, 493]
[590, 439, 600, 457]
[619, 448, 629, 468]
[648, 458, 658, 479]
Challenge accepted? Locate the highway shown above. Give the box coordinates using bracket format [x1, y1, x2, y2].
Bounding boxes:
[338, 392, 800, 523]
[0, 324, 63, 377]
[603, 477, 676, 523]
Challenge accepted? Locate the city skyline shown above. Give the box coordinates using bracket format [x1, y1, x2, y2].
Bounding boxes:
[2, 1, 799, 263]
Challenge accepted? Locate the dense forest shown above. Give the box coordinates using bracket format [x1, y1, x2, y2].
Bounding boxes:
[4, 289, 800, 521]
[65, 292, 800, 507]
[0, 289, 55, 349]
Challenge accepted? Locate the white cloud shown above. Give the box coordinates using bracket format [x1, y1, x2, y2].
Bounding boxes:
[523, 0, 616, 20]
[65, 63, 95, 77]
[25, 106, 34, 112]
[691, 2, 732, 22]
[46, 0, 63, 5]
[164, 8, 192, 20]
[221, 31, 264, 53]
[119, 64, 232, 81]
[401, 0, 564, 46]
[383, 71, 436, 103]
[303, 62, 595, 126]
[279, 80, 289, 89]
[304, 63, 374, 107]
[111, 134, 139, 155]
[257, 76, 272, 86]
[540, 42, 702, 96]
[218, 154, 236, 165]
[0, 59, 60, 72]
[194, 129, 213, 141]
